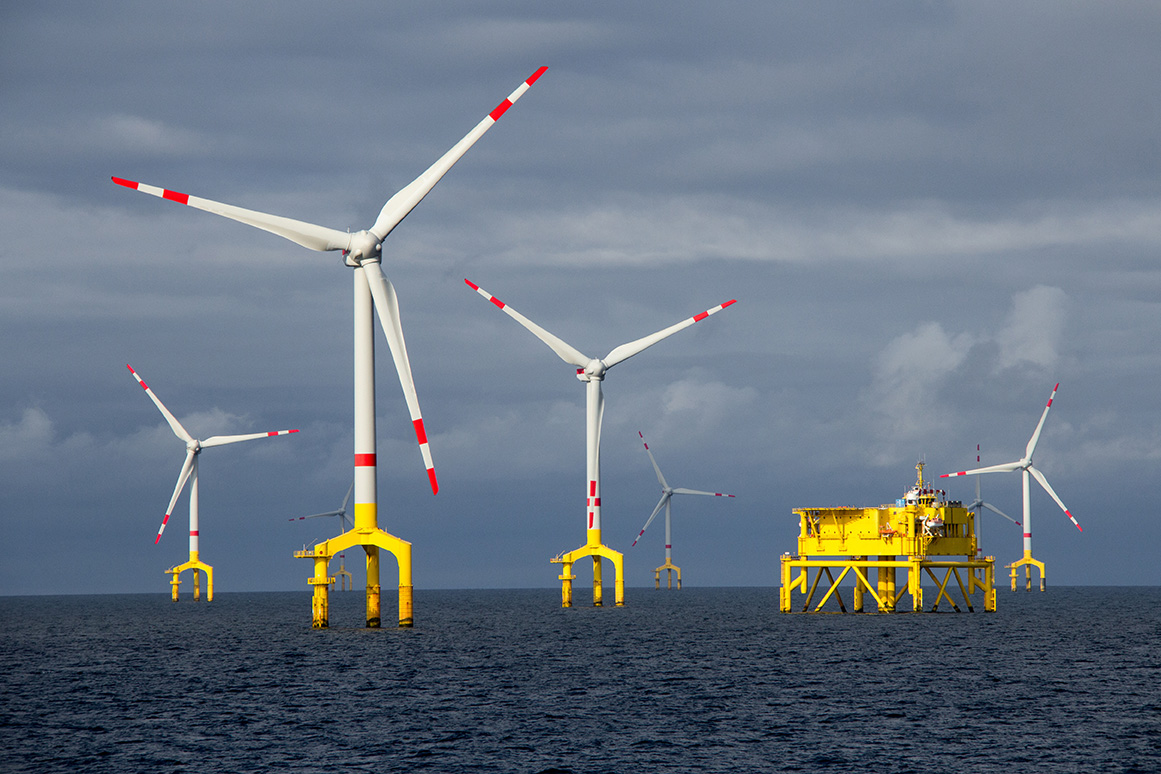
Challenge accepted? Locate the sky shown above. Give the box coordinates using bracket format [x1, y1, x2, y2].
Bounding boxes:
[3, 1, 1161, 597]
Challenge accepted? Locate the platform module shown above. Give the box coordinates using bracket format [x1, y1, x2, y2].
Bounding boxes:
[780, 462, 996, 613]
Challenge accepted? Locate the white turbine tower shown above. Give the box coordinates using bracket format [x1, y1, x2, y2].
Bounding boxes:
[128, 364, 298, 602]
[631, 431, 734, 590]
[114, 67, 547, 628]
[465, 278, 736, 608]
[290, 483, 355, 591]
[941, 384, 1082, 591]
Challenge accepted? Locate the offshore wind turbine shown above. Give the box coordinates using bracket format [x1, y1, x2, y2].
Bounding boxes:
[631, 431, 734, 590]
[942, 384, 1082, 591]
[964, 445, 1020, 560]
[128, 364, 298, 601]
[290, 483, 355, 591]
[465, 278, 736, 607]
[114, 67, 546, 627]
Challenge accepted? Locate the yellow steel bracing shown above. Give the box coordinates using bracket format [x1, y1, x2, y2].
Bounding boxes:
[550, 529, 624, 608]
[780, 462, 997, 614]
[1009, 551, 1046, 591]
[166, 551, 214, 602]
[295, 519, 413, 628]
[654, 558, 681, 589]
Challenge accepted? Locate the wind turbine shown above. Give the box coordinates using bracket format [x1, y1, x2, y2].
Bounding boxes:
[465, 278, 736, 607]
[964, 444, 1020, 557]
[114, 67, 546, 627]
[941, 384, 1082, 591]
[290, 483, 355, 591]
[631, 431, 734, 590]
[128, 364, 298, 602]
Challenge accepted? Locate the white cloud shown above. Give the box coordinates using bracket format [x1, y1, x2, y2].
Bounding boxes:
[441, 195, 1161, 269]
[995, 285, 1068, 371]
[861, 322, 974, 453]
[0, 407, 55, 462]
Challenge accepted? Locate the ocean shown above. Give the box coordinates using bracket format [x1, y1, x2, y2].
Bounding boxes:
[1, 587, 1158, 773]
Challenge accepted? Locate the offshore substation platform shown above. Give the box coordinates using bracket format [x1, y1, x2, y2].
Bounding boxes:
[780, 462, 996, 613]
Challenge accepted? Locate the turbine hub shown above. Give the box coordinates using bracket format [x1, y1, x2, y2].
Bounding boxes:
[345, 230, 382, 267]
[582, 359, 607, 380]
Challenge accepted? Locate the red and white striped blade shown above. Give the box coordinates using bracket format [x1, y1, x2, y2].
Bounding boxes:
[370, 67, 547, 240]
[158, 449, 196, 544]
[363, 262, 437, 494]
[127, 364, 193, 444]
[639, 431, 669, 489]
[603, 299, 737, 369]
[941, 461, 1021, 478]
[201, 428, 299, 448]
[111, 178, 349, 253]
[980, 501, 1020, 526]
[632, 492, 671, 547]
[1026, 383, 1059, 460]
[673, 487, 735, 498]
[1028, 465, 1082, 531]
[465, 279, 590, 367]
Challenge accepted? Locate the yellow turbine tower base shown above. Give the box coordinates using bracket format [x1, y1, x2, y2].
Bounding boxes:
[296, 517, 413, 629]
[1008, 551, 1046, 591]
[654, 559, 681, 590]
[551, 532, 624, 608]
[167, 552, 213, 602]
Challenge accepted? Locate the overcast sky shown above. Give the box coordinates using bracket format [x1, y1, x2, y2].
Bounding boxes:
[3, 2, 1161, 598]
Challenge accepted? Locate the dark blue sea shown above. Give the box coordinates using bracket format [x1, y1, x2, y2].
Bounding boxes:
[1, 587, 1158, 773]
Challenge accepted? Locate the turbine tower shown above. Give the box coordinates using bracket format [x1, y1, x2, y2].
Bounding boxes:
[941, 384, 1082, 591]
[290, 483, 355, 591]
[128, 364, 298, 601]
[631, 431, 734, 589]
[465, 279, 736, 607]
[114, 68, 546, 627]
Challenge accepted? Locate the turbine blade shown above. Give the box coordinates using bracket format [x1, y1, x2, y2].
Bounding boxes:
[1028, 465, 1082, 531]
[111, 177, 350, 252]
[603, 299, 737, 369]
[127, 364, 193, 443]
[340, 482, 354, 512]
[201, 428, 299, 448]
[464, 279, 590, 367]
[673, 487, 735, 497]
[158, 450, 196, 544]
[1026, 382, 1059, 459]
[941, 461, 1022, 478]
[370, 67, 547, 240]
[639, 431, 669, 489]
[363, 263, 438, 494]
[289, 509, 344, 522]
[981, 501, 1020, 526]
[632, 493, 671, 547]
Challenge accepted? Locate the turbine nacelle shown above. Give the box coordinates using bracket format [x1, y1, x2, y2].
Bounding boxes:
[577, 360, 608, 381]
[344, 230, 382, 267]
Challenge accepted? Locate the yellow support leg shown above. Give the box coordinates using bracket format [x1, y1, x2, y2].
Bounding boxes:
[558, 560, 575, 608]
[309, 553, 332, 629]
[365, 545, 381, 628]
[552, 539, 624, 608]
[592, 556, 603, 607]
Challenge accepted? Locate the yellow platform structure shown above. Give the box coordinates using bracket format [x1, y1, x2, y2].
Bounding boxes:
[551, 529, 625, 608]
[780, 463, 996, 613]
[167, 551, 213, 602]
[655, 559, 681, 590]
[294, 518, 413, 629]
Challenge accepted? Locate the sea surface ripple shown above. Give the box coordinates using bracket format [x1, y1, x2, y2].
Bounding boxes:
[1, 587, 1159, 773]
